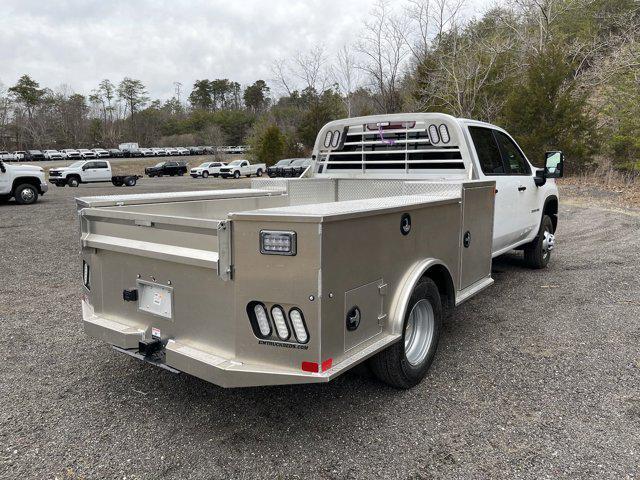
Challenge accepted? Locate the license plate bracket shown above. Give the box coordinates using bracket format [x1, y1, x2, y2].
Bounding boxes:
[137, 280, 173, 319]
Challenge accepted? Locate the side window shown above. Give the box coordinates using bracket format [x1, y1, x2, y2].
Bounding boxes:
[469, 127, 504, 175]
[494, 131, 530, 175]
[242, 161, 248, 167]
[83, 162, 96, 169]
[95, 161, 108, 169]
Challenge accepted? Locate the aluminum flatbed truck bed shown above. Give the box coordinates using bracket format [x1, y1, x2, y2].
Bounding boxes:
[78, 177, 494, 388]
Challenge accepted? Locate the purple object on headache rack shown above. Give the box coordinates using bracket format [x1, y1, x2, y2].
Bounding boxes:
[378, 125, 396, 145]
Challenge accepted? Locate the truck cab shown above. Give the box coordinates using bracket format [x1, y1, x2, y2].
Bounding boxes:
[0, 160, 48, 204]
[313, 114, 561, 266]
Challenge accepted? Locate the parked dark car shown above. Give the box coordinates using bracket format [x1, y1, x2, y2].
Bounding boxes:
[108, 148, 124, 158]
[283, 158, 312, 177]
[267, 158, 296, 177]
[145, 161, 188, 177]
[24, 150, 46, 161]
[188, 146, 205, 155]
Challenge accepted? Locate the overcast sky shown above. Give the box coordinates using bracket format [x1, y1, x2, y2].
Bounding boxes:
[0, 0, 493, 101]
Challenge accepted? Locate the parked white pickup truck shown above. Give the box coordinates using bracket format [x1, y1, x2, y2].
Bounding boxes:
[190, 161, 227, 178]
[219, 159, 266, 179]
[49, 160, 141, 187]
[76, 113, 562, 390]
[0, 160, 48, 204]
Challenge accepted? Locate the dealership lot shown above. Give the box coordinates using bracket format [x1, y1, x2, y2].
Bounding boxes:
[0, 180, 638, 479]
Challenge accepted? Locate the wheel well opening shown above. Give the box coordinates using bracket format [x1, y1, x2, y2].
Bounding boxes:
[543, 197, 558, 232]
[12, 176, 40, 193]
[422, 264, 455, 310]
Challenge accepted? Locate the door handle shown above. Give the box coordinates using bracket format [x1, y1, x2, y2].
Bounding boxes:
[518, 186, 527, 191]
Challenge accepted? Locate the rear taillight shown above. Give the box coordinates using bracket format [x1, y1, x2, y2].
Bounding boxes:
[289, 308, 308, 344]
[247, 303, 309, 344]
[248, 302, 271, 338]
[271, 306, 290, 340]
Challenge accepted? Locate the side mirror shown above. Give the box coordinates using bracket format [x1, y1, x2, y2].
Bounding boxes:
[544, 151, 564, 179]
[0, 161, 5, 173]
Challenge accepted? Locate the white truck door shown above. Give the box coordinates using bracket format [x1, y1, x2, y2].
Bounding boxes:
[94, 161, 111, 181]
[493, 131, 540, 242]
[242, 161, 249, 175]
[468, 126, 521, 253]
[82, 162, 100, 181]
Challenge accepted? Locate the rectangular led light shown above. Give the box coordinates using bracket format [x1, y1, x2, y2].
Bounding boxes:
[260, 230, 297, 256]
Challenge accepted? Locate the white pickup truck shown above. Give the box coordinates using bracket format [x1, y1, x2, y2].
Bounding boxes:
[219, 159, 266, 179]
[0, 160, 48, 204]
[49, 160, 141, 187]
[77, 113, 563, 389]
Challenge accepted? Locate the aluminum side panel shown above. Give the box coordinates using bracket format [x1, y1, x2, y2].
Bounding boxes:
[319, 201, 462, 367]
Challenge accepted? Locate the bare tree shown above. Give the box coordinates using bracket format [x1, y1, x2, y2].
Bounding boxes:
[355, 0, 410, 113]
[331, 45, 362, 117]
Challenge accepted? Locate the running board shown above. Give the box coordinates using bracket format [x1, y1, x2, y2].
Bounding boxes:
[455, 277, 494, 306]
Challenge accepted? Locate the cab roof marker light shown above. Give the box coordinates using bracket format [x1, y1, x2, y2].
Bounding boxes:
[271, 306, 289, 341]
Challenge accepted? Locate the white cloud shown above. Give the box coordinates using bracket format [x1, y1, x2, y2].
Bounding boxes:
[0, 0, 493, 100]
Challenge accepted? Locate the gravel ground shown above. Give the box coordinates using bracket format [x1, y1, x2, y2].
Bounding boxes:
[0, 179, 638, 480]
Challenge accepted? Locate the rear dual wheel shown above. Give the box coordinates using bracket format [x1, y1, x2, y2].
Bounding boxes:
[370, 278, 442, 389]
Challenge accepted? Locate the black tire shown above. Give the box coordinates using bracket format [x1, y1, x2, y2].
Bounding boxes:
[67, 177, 80, 187]
[13, 183, 39, 205]
[233, 171, 240, 179]
[524, 215, 555, 269]
[125, 177, 136, 186]
[178, 172, 184, 176]
[202, 171, 209, 178]
[112, 180, 124, 187]
[369, 278, 442, 389]
[213, 174, 219, 178]
[256, 169, 263, 177]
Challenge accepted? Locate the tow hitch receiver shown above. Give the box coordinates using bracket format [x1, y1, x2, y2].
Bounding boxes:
[138, 338, 162, 356]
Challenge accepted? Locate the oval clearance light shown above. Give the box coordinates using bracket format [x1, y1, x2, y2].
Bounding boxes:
[428, 124, 440, 144]
[271, 305, 290, 340]
[253, 303, 271, 337]
[439, 124, 450, 143]
[289, 308, 309, 344]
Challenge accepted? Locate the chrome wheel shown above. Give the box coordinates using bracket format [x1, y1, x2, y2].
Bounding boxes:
[404, 299, 435, 367]
[542, 231, 555, 259]
[20, 188, 35, 202]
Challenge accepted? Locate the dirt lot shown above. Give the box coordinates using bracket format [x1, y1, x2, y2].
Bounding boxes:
[0, 178, 638, 479]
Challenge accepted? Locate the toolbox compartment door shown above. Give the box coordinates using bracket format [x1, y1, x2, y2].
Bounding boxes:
[459, 184, 495, 290]
[344, 279, 385, 352]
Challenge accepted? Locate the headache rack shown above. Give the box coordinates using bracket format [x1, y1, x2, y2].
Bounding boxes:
[316, 117, 467, 174]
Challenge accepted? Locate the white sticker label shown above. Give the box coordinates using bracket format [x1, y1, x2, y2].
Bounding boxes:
[152, 327, 161, 339]
[153, 292, 162, 305]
